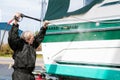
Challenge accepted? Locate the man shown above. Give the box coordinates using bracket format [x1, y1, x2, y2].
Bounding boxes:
[8, 13, 49, 80]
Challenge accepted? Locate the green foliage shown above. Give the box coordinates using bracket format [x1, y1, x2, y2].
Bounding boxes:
[0, 44, 13, 56]
[35, 31, 39, 36]
[0, 43, 43, 58]
[36, 54, 43, 58]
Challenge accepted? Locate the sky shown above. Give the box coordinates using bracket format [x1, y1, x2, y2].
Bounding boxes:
[0, 0, 44, 32]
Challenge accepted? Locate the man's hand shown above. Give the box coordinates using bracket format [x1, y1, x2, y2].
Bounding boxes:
[43, 20, 50, 28]
[13, 12, 22, 25]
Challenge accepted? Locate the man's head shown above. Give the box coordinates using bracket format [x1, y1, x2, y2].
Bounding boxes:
[21, 31, 34, 44]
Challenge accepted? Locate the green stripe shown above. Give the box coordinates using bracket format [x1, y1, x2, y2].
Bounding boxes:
[47, 19, 120, 32]
[45, 64, 120, 80]
[43, 20, 120, 42]
[101, 1, 120, 7]
[44, 30, 120, 42]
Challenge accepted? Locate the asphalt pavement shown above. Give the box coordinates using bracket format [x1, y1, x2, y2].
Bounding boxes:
[0, 57, 44, 67]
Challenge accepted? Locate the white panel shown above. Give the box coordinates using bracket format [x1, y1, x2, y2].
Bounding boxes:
[42, 40, 120, 65]
[67, 0, 84, 12]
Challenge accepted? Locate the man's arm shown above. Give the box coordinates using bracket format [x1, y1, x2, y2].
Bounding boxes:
[8, 13, 22, 51]
[32, 21, 49, 49]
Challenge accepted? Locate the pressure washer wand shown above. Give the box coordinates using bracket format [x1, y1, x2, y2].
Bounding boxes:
[21, 14, 41, 22]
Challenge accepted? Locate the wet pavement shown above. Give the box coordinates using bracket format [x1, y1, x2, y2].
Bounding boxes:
[0, 64, 44, 80]
[0, 64, 13, 80]
[0, 57, 44, 80]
